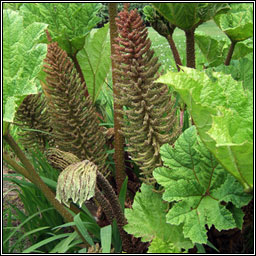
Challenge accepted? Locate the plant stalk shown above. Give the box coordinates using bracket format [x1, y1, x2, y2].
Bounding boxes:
[3, 133, 90, 248]
[166, 33, 182, 71]
[109, 3, 126, 194]
[184, 28, 196, 125]
[224, 41, 237, 66]
[185, 29, 196, 69]
[3, 152, 31, 181]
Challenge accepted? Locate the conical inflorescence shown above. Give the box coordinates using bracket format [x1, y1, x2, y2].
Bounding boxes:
[15, 93, 52, 151]
[43, 41, 107, 172]
[113, 6, 180, 183]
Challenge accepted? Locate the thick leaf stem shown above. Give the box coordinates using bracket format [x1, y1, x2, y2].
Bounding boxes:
[224, 41, 237, 66]
[3, 133, 90, 248]
[166, 33, 182, 71]
[109, 3, 126, 194]
[3, 152, 31, 181]
[185, 29, 196, 69]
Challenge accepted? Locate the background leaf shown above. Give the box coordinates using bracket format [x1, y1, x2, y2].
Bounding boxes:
[3, 9, 47, 130]
[152, 3, 229, 30]
[77, 23, 111, 102]
[157, 67, 253, 191]
[214, 3, 253, 42]
[206, 53, 253, 92]
[152, 3, 200, 30]
[195, 32, 253, 67]
[20, 3, 102, 55]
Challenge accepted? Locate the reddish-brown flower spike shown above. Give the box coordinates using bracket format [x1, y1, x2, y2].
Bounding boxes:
[43, 42, 107, 172]
[113, 7, 180, 185]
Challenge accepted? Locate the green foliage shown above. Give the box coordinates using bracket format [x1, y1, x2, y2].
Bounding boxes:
[152, 3, 229, 30]
[124, 183, 193, 253]
[157, 67, 253, 191]
[143, 5, 173, 38]
[154, 126, 252, 244]
[3, 9, 47, 130]
[3, 205, 55, 253]
[77, 24, 111, 102]
[100, 225, 112, 253]
[3, 2, 23, 10]
[3, 3, 253, 253]
[214, 3, 253, 42]
[20, 3, 102, 55]
[195, 32, 253, 67]
[206, 53, 253, 92]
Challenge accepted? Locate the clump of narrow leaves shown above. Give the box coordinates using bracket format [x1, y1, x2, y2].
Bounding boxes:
[42, 38, 107, 171]
[113, 6, 180, 184]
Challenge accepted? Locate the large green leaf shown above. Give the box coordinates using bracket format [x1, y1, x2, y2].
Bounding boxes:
[207, 53, 253, 92]
[124, 184, 193, 253]
[152, 3, 229, 30]
[214, 3, 253, 42]
[157, 67, 253, 191]
[77, 23, 111, 102]
[154, 126, 252, 244]
[152, 3, 200, 30]
[20, 3, 102, 55]
[195, 33, 253, 67]
[194, 32, 227, 66]
[3, 9, 47, 131]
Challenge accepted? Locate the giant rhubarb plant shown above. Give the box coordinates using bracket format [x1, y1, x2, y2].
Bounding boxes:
[113, 5, 180, 184]
[42, 35, 107, 171]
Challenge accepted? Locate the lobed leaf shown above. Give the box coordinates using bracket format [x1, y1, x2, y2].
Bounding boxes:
[195, 32, 253, 67]
[124, 184, 193, 252]
[20, 3, 102, 55]
[206, 53, 253, 92]
[3, 9, 47, 132]
[157, 67, 253, 191]
[152, 3, 229, 30]
[152, 3, 200, 30]
[154, 126, 252, 244]
[214, 3, 253, 42]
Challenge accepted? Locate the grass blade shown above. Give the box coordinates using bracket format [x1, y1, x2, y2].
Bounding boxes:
[100, 225, 112, 253]
[74, 213, 94, 246]
[10, 226, 50, 253]
[22, 233, 70, 253]
[3, 207, 54, 245]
